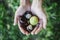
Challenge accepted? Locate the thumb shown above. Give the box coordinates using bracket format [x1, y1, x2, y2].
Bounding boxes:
[13, 14, 19, 25]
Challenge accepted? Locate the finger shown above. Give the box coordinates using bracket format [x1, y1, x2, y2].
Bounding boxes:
[42, 17, 47, 29]
[18, 19, 29, 35]
[31, 24, 39, 35]
[35, 25, 42, 34]
[31, 19, 42, 35]
[34, 20, 43, 34]
[13, 14, 19, 25]
[18, 20, 26, 34]
[13, 7, 20, 25]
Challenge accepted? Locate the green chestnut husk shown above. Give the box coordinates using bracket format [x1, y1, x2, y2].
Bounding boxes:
[29, 16, 39, 25]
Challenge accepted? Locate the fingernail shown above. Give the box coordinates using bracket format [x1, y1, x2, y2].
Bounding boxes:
[35, 32, 37, 35]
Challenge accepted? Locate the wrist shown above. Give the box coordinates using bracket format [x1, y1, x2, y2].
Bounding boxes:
[32, 0, 43, 7]
[20, 0, 30, 6]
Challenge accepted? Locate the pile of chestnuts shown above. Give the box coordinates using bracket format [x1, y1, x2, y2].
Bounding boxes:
[19, 11, 39, 32]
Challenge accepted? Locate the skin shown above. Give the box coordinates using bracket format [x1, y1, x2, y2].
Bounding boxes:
[14, 0, 31, 35]
[31, 0, 47, 35]
[14, 0, 47, 35]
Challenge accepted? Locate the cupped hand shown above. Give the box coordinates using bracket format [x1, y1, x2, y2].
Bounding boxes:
[31, 0, 47, 35]
[14, 0, 47, 35]
[14, 0, 31, 35]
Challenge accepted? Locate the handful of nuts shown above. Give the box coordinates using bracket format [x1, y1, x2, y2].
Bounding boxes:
[19, 11, 39, 32]
[14, 0, 47, 35]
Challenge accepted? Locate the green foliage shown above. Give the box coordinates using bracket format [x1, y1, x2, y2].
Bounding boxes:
[0, 0, 60, 40]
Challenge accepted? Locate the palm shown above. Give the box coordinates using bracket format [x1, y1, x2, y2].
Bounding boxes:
[14, 0, 47, 35]
[30, 0, 47, 34]
[14, 0, 31, 35]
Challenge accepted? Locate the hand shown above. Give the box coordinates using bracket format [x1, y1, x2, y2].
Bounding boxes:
[14, 0, 47, 35]
[14, 0, 31, 35]
[31, 0, 47, 35]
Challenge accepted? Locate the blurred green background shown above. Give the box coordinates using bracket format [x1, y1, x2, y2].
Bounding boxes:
[0, 0, 60, 40]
